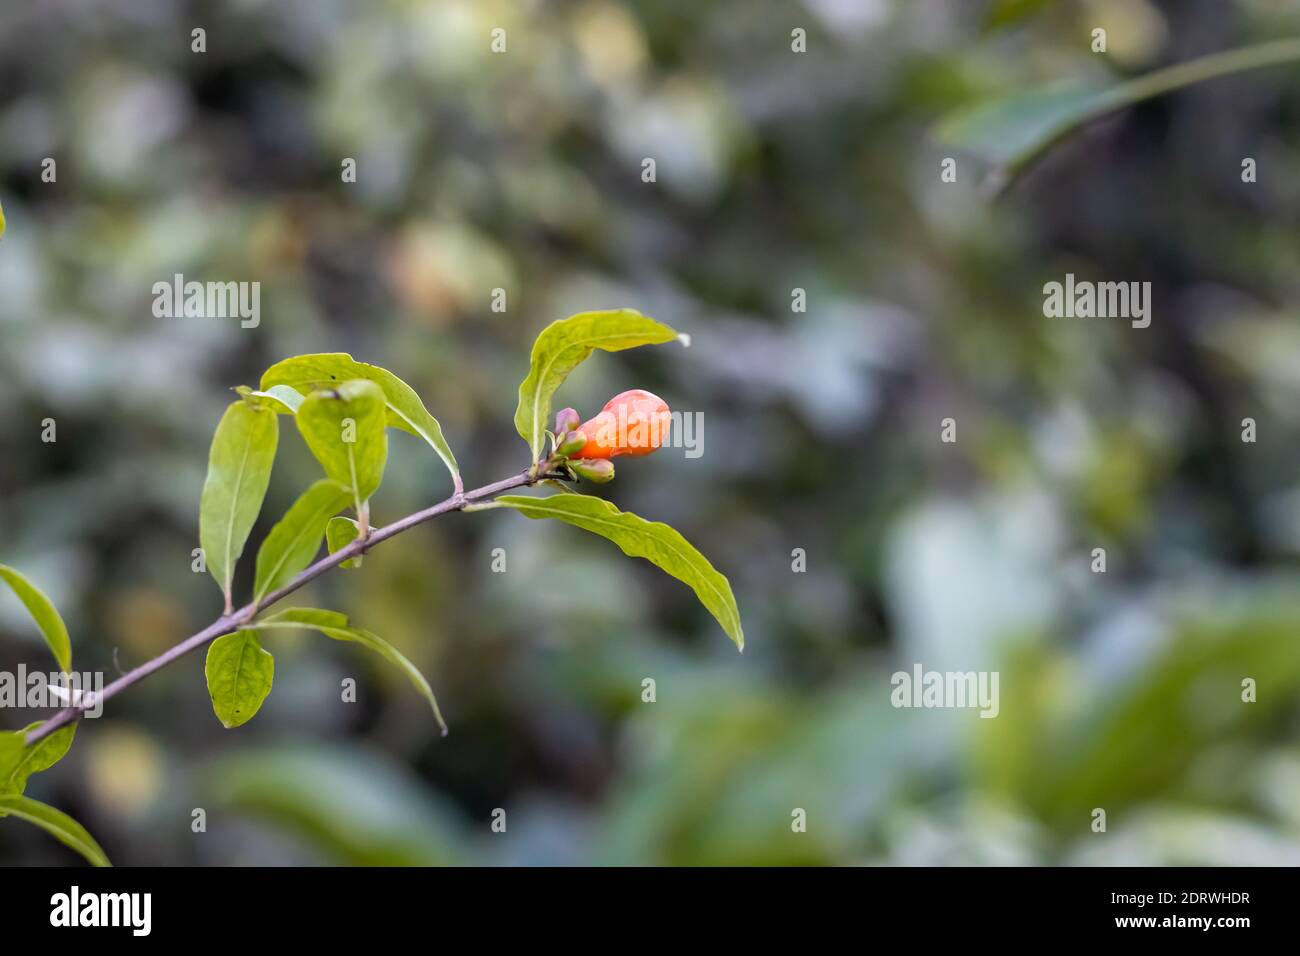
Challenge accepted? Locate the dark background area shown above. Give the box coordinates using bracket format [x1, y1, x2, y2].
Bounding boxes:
[4, 0, 1300, 865]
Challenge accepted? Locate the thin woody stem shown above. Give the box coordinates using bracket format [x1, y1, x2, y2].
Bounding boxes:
[24, 468, 560, 746]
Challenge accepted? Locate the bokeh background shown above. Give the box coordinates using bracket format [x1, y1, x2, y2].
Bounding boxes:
[4, 0, 1300, 866]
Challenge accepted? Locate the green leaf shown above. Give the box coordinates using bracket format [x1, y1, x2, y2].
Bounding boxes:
[0, 198, 6, 238]
[514, 310, 678, 462]
[206, 744, 463, 865]
[205, 630, 275, 729]
[540, 478, 579, 495]
[199, 400, 279, 611]
[493, 493, 744, 649]
[295, 380, 388, 515]
[0, 565, 72, 672]
[261, 354, 459, 491]
[236, 384, 304, 414]
[253, 479, 352, 604]
[936, 83, 1111, 176]
[264, 607, 348, 628]
[253, 608, 446, 734]
[0, 722, 76, 796]
[0, 794, 111, 866]
[936, 38, 1300, 186]
[1016, 602, 1300, 830]
[326, 516, 363, 569]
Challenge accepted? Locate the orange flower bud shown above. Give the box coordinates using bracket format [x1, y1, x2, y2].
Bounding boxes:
[576, 389, 671, 459]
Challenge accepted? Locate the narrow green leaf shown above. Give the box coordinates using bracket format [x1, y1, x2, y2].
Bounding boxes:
[199, 400, 279, 611]
[0, 722, 76, 796]
[540, 478, 579, 495]
[264, 607, 347, 629]
[494, 493, 744, 649]
[936, 83, 1110, 174]
[936, 38, 1300, 185]
[326, 516, 363, 568]
[254, 608, 446, 733]
[253, 479, 352, 604]
[236, 384, 304, 414]
[295, 380, 388, 514]
[0, 198, 6, 238]
[261, 354, 459, 490]
[205, 630, 275, 729]
[0, 565, 72, 672]
[0, 795, 111, 866]
[514, 310, 678, 462]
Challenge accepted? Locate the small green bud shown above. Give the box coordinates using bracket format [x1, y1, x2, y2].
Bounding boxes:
[554, 407, 581, 435]
[556, 429, 588, 457]
[571, 458, 615, 483]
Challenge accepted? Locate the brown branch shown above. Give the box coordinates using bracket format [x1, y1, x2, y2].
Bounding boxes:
[25, 467, 558, 746]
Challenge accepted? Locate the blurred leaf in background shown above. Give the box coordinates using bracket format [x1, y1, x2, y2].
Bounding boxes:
[5, 0, 1300, 865]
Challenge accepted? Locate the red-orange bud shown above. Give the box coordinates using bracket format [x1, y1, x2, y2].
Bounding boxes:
[576, 389, 671, 459]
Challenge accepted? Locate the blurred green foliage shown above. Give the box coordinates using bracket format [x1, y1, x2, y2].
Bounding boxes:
[4, 0, 1300, 865]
